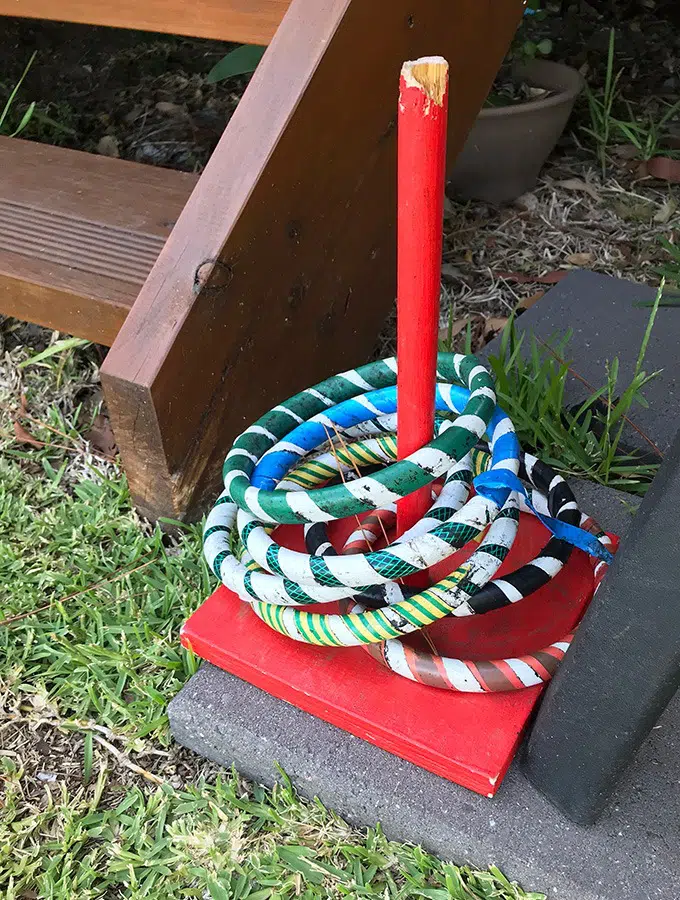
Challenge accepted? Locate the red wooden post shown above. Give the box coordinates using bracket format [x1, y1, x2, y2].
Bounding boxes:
[396, 57, 449, 539]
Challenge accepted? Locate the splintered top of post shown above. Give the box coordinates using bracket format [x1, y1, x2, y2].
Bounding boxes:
[400, 56, 448, 105]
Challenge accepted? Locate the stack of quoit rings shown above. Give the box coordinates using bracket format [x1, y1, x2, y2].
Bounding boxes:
[203, 353, 614, 694]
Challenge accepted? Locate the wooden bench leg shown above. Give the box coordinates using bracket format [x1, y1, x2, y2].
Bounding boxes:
[101, 0, 524, 521]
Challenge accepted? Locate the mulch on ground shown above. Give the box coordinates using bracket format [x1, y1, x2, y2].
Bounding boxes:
[375, 2, 680, 353]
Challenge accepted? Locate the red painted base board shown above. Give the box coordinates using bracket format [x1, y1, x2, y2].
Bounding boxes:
[181, 515, 596, 797]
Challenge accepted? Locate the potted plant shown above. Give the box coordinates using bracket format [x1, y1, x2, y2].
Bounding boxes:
[449, 3, 583, 204]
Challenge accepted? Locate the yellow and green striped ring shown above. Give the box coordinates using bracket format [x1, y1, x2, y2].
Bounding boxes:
[237, 436, 491, 645]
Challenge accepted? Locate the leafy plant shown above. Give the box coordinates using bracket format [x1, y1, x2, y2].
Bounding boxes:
[485, 1, 553, 107]
[509, 0, 553, 63]
[583, 28, 680, 171]
[17, 336, 90, 369]
[582, 28, 621, 175]
[207, 44, 266, 84]
[613, 97, 680, 162]
[0, 51, 37, 137]
[517, 37, 553, 61]
[441, 289, 663, 495]
[656, 236, 680, 285]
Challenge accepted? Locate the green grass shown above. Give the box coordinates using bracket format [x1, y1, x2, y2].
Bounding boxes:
[487, 313, 661, 496]
[650, 238, 680, 301]
[0, 458, 205, 738]
[582, 29, 622, 176]
[0, 334, 544, 898]
[2, 755, 543, 900]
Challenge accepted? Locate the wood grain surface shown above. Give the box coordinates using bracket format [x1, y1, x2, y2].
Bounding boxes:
[0, 137, 196, 344]
[0, 0, 291, 43]
[101, 0, 525, 521]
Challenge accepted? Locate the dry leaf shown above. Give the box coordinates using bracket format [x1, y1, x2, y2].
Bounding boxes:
[123, 104, 145, 125]
[13, 421, 45, 448]
[653, 196, 678, 224]
[438, 316, 473, 343]
[438, 315, 492, 352]
[610, 143, 641, 161]
[557, 178, 601, 203]
[496, 270, 567, 285]
[613, 197, 656, 222]
[514, 192, 539, 213]
[84, 414, 117, 458]
[645, 157, 680, 184]
[538, 270, 569, 284]
[441, 263, 463, 281]
[566, 252, 595, 266]
[496, 270, 533, 283]
[518, 290, 545, 310]
[155, 101, 187, 117]
[617, 241, 634, 262]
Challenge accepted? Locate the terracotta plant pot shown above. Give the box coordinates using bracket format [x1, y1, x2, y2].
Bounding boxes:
[449, 59, 584, 204]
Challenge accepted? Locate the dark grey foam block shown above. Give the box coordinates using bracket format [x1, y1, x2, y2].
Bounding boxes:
[569, 477, 639, 535]
[525, 428, 680, 824]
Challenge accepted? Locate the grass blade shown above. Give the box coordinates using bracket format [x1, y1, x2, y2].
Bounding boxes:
[18, 337, 90, 368]
[0, 50, 36, 131]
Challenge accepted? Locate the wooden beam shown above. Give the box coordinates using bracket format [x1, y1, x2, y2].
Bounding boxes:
[0, 137, 197, 345]
[0, 0, 291, 44]
[101, 0, 524, 522]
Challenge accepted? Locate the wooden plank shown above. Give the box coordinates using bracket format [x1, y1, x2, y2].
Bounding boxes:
[1, 0, 291, 44]
[0, 138, 197, 236]
[0, 253, 135, 346]
[0, 138, 197, 344]
[101, 0, 524, 522]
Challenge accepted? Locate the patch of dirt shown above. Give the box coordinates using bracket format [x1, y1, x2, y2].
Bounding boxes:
[376, 154, 680, 357]
[541, 2, 680, 100]
[1, 319, 53, 354]
[0, 18, 250, 172]
[0, 689, 224, 810]
[0, 321, 117, 492]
